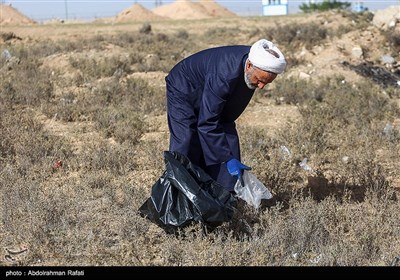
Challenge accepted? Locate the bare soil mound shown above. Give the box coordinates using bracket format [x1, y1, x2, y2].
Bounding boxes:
[0, 4, 36, 25]
[198, 0, 237, 17]
[152, 0, 212, 20]
[113, 3, 168, 23]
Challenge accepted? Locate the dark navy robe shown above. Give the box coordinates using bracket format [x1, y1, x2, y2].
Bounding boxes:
[165, 45, 255, 191]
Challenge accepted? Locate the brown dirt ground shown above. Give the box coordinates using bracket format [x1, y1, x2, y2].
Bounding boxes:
[1, 7, 399, 188]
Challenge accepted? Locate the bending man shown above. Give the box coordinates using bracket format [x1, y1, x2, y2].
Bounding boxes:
[165, 39, 286, 192]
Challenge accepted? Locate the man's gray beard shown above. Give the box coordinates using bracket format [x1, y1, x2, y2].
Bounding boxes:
[244, 70, 256, 90]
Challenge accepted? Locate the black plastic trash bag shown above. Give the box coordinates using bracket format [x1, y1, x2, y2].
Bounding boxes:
[138, 151, 237, 232]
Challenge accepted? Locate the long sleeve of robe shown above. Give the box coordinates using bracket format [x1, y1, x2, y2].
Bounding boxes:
[165, 45, 255, 166]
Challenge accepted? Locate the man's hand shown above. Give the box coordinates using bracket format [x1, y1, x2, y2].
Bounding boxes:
[227, 159, 251, 178]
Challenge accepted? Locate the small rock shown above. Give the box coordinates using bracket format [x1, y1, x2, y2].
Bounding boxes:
[351, 46, 363, 59]
[381, 55, 395, 65]
[342, 156, 350, 164]
[299, 72, 311, 80]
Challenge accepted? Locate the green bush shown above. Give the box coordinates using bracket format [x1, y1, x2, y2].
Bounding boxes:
[300, 0, 351, 13]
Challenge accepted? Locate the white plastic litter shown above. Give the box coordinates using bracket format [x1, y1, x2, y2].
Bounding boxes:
[1, 49, 11, 60]
[279, 145, 291, 159]
[234, 170, 272, 209]
[299, 157, 313, 172]
[383, 123, 394, 137]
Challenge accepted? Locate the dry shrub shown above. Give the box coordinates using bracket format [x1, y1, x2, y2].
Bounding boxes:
[87, 76, 165, 115]
[203, 27, 239, 42]
[0, 58, 54, 107]
[1, 18, 400, 267]
[42, 76, 159, 142]
[3, 40, 73, 60]
[175, 29, 189, 40]
[69, 55, 132, 81]
[265, 22, 328, 51]
[74, 140, 136, 174]
[338, 10, 374, 30]
[0, 168, 152, 265]
[139, 22, 152, 34]
[273, 76, 399, 154]
[61, 30, 193, 78]
[272, 76, 329, 105]
[0, 109, 73, 173]
[321, 82, 398, 125]
[384, 28, 400, 53]
[239, 126, 303, 204]
[110, 31, 195, 72]
[94, 106, 145, 145]
[125, 77, 166, 115]
[0, 105, 150, 265]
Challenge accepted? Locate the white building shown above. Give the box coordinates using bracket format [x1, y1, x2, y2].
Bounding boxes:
[262, 0, 289, 16]
[353, 1, 365, 12]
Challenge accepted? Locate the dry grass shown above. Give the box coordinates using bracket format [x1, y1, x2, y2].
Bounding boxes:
[1, 11, 400, 266]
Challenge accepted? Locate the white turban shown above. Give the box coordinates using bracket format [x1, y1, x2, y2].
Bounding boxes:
[248, 39, 286, 74]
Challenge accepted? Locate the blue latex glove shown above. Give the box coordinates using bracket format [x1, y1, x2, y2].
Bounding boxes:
[226, 159, 251, 178]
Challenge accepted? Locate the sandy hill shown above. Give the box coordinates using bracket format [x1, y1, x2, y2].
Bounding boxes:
[113, 3, 168, 23]
[0, 4, 36, 25]
[198, 0, 237, 17]
[152, 0, 213, 20]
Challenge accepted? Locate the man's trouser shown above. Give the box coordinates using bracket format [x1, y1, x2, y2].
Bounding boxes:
[166, 91, 240, 192]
